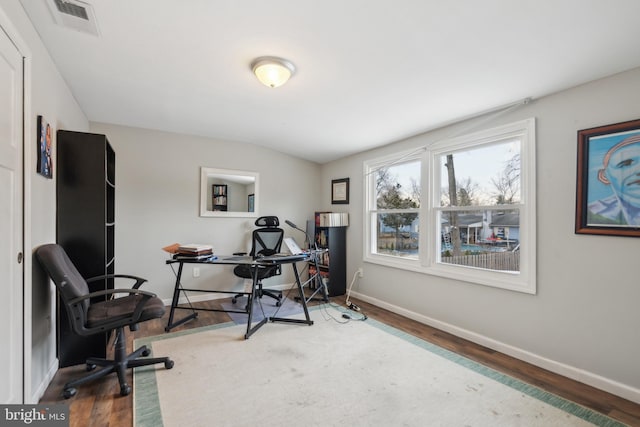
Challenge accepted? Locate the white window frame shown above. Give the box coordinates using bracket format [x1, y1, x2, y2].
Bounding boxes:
[364, 149, 424, 272]
[364, 118, 536, 294]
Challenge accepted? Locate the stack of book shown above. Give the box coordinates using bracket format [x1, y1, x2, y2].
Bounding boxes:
[162, 243, 215, 259]
[316, 212, 349, 227]
[177, 243, 213, 254]
[172, 243, 214, 260]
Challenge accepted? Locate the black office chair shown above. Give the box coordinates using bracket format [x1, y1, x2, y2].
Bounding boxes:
[35, 243, 174, 398]
[232, 216, 284, 307]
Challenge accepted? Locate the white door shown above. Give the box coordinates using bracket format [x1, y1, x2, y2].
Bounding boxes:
[0, 26, 24, 404]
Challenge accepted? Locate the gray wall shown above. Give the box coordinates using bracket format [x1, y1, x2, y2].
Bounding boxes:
[89, 123, 322, 301]
[0, 0, 89, 402]
[321, 67, 640, 401]
[5, 0, 640, 404]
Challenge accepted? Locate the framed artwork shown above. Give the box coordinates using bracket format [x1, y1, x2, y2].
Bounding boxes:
[36, 115, 53, 178]
[575, 118, 640, 237]
[331, 178, 349, 204]
[248, 193, 255, 212]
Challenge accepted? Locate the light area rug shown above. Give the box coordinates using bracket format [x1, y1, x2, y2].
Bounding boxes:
[220, 296, 303, 325]
[134, 306, 624, 427]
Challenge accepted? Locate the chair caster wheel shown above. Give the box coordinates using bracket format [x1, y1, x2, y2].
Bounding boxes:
[231, 298, 237, 304]
[165, 359, 174, 369]
[63, 387, 77, 399]
[86, 363, 96, 371]
[141, 347, 150, 357]
[120, 384, 131, 396]
[276, 301, 281, 307]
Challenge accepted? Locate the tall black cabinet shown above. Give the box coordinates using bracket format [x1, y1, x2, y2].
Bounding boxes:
[309, 213, 347, 297]
[56, 130, 115, 367]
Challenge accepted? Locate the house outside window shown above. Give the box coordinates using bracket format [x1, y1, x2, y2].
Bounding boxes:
[365, 119, 536, 293]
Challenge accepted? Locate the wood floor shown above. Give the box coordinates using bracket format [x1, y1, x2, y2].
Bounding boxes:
[39, 297, 640, 427]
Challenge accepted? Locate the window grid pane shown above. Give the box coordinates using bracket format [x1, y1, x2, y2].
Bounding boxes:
[439, 140, 521, 207]
[437, 208, 520, 272]
[375, 161, 421, 209]
[374, 212, 419, 258]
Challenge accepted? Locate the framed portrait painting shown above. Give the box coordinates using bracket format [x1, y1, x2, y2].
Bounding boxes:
[36, 115, 53, 178]
[575, 118, 640, 237]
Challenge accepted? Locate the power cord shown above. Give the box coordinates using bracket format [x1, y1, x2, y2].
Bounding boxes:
[319, 300, 367, 323]
[345, 269, 361, 312]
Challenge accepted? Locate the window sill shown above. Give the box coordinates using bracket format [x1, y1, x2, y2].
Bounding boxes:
[364, 253, 536, 294]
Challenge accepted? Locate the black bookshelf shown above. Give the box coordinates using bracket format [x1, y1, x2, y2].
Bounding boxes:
[56, 130, 115, 367]
[310, 213, 347, 297]
[212, 184, 228, 211]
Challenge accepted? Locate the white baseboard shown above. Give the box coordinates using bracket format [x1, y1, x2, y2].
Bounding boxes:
[30, 358, 59, 404]
[350, 291, 640, 404]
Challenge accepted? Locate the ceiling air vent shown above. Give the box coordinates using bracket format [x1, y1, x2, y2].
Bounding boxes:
[47, 0, 100, 36]
[54, 0, 89, 20]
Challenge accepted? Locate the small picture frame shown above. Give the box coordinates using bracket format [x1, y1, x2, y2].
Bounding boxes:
[331, 178, 349, 204]
[36, 115, 53, 179]
[575, 118, 640, 237]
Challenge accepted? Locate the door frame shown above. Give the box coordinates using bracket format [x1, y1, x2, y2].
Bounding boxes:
[0, 7, 33, 403]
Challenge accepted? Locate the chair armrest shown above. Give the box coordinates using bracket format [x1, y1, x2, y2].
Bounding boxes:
[86, 274, 148, 289]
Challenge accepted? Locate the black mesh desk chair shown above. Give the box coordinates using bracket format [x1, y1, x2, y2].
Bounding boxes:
[35, 243, 173, 398]
[232, 215, 284, 306]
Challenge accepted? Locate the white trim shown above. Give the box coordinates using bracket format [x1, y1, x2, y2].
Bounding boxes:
[30, 358, 58, 404]
[351, 290, 640, 404]
[199, 167, 259, 218]
[0, 6, 34, 404]
[23, 55, 34, 405]
[363, 148, 424, 265]
[426, 118, 536, 293]
[363, 119, 536, 294]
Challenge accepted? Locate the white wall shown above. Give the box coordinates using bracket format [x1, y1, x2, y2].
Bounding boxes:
[89, 123, 322, 302]
[322, 67, 640, 402]
[0, 0, 89, 402]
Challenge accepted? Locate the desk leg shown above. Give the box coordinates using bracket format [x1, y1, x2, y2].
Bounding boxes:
[312, 256, 329, 302]
[270, 263, 314, 326]
[245, 265, 268, 339]
[294, 255, 329, 304]
[165, 262, 197, 332]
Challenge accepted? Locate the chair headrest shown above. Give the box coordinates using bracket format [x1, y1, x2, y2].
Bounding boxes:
[255, 216, 279, 227]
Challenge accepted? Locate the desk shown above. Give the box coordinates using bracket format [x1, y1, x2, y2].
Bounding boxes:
[165, 252, 327, 338]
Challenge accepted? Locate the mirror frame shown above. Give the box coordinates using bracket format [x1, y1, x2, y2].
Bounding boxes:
[199, 167, 259, 218]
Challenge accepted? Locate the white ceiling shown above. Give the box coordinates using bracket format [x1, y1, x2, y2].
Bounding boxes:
[20, 0, 640, 164]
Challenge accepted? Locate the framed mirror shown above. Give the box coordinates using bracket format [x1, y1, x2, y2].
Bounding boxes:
[200, 167, 259, 217]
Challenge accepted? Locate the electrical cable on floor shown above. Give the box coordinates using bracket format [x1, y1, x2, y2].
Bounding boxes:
[318, 303, 349, 324]
[318, 300, 367, 323]
[260, 261, 368, 323]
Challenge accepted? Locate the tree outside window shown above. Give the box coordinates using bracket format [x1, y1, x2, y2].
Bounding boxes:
[364, 119, 536, 293]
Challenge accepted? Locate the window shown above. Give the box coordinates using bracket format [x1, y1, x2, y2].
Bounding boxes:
[365, 119, 536, 293]
[366, 155, 421, 261]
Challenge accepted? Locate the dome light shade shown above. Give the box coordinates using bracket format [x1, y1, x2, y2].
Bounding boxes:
[252, 57, 295, 88]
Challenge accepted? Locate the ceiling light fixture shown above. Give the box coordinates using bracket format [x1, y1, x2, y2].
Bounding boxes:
[251, 56, 296, 88]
